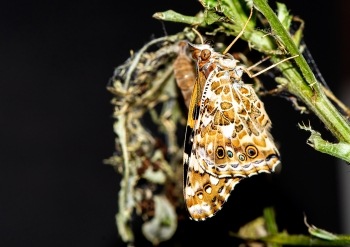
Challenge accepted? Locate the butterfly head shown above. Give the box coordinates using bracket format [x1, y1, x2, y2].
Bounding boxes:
[188, 42, 238, 71]
[188, 42, 215, 67]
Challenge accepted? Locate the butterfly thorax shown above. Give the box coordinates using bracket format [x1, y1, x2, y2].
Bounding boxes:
[189, 43, 245, 86]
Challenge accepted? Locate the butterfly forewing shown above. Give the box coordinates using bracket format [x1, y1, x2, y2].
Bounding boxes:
[196, 72, 280, 178]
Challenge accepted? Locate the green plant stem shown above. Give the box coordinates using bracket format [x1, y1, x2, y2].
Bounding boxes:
[253, 0, 313, 83]
[230, 232, 350, 246]
[153, 10, 204, 26]
[260, 233, 350, 246]
[263, 207, 280, 247]
[263, 207, 278, 235]
[253, 0, 350, 144]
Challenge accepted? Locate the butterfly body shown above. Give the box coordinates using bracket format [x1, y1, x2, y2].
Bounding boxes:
[173, 41, 196, 108]
[183, 42, 280, 221]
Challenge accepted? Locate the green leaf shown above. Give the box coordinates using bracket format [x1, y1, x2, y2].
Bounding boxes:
[204, 9, 222, 24]
[276, 2, 292, 30]
[153, 10, 204, 26]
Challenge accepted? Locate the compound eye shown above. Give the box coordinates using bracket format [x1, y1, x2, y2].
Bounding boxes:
[200, 49, 211, 60]
[246, 145, 258, 158]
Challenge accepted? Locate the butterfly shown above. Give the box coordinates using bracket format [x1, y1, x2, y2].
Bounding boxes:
[182, 40, 281, 221]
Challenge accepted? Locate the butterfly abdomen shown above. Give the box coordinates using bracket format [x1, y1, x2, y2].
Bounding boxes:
[174, 41, 196, 108]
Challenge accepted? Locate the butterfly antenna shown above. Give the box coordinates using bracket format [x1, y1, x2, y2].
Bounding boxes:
[223, 7, 254, 55]
[192, 28, 204, 44]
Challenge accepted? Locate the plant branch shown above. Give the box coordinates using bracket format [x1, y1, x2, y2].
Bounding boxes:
[252, 0, 350, 146]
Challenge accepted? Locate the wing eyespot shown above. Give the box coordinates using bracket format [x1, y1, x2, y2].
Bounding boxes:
[238, 153, 246, 161]
[216, 146, 225, 159]
[246, 145, 258, 158]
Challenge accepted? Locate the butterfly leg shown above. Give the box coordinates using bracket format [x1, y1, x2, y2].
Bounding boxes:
[241, 54, 299, 78]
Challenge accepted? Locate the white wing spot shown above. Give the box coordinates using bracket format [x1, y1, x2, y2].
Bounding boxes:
[209, 175, 219, 185]
[198, 193, 203, 200]
[205, 186, 212, 194]
[186, 186, 195, 196]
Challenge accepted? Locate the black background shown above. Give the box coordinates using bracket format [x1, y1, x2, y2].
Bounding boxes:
[0, 0, 347, 246]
